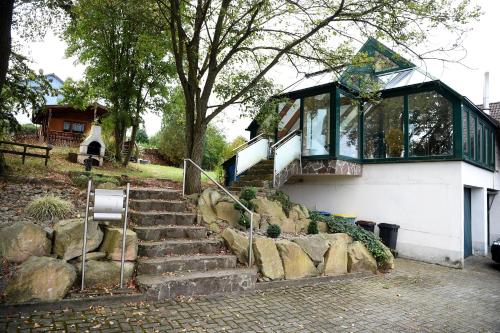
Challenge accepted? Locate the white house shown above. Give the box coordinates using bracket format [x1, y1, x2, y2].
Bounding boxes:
[226, 38, 500, 268]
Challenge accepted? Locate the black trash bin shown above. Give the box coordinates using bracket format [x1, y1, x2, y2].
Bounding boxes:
[378, 223, 400, 250]
[355, 220, 376, 233]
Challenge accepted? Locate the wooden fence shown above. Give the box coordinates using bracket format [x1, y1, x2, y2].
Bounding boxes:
[0, 140, 53, 166]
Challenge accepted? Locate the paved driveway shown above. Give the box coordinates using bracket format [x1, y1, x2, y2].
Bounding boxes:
[1, 258, 499, 332]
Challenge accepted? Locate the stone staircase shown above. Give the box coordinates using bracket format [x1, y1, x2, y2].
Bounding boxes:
[229, 160, 274, 192]
[129, 188, 256, 300]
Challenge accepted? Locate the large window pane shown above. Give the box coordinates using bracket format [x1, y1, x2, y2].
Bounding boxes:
[363, 96, 404, 159]
[339, 93, 359, 158]
[302, 93, 330, 156]
[408, 91, 453, 157]
[477, 123, 482, 162]
[462, 109, 468, 156]
[469, 115, 475, 159]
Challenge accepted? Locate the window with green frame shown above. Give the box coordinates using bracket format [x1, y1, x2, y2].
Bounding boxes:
[339, 92, 359, 158]
[463, 106, 495, 169]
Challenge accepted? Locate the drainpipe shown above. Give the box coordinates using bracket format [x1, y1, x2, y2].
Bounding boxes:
[483, 72, 490, 115]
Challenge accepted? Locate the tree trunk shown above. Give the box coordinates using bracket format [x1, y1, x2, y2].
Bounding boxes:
[114, 124, 124, 163]
[122, 122, 138, 167]
[184, 123, 206, 194]
[0, 0, 14, 95]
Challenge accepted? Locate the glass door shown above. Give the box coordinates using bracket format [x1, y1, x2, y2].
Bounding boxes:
[302, 93, 331, 156]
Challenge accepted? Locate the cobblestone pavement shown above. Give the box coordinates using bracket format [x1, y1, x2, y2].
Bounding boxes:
[1, 258, 499, 332]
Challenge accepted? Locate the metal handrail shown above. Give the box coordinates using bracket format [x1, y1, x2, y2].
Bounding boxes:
[232, 133, 264, 152]
[271, 129, 301, 149]
[182, 158, 254, 267]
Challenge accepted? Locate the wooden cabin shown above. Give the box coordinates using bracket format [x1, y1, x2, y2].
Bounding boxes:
[31, 74, 108, 146]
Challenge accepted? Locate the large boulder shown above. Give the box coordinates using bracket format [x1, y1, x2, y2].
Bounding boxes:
[292, 235, 329, 266]
[5, 256, 76, 303]
[253, 237, 284, 281]
[77, 260, 135, 286]
[323, 240, 348, 276]
[317, 221, 328, 233]
[319, 233, 353, 245]
[221, 228, 252, 264]
[251, 198, 287, 220]
[197, 188, 222, 224]
[289, 204, 309, 221]
[294, 218, 311, 234]
[0, 222, 51, 263]
[99, 227, 138, 261]
[377, 240, 395, 271]
[53, 218, 104, 260]
[347, 241, 377, 274]
[215, 202, 241, 227]
[276, 240, 318, 279]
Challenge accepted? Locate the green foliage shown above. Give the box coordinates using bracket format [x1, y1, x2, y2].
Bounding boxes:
[268, 190, 292, 214]
[310, 211, 389, 265]
[17, 123, 38, 134]
[70, 172, 120, 189]
[234, 198, 255, 212]
[135, 127, 149, 144]
[307, 220, 319, 235]
[157, 88, 229, 169]
[266, 224, 281, 238]
[26, 195, 74, 221]
[223, 136, 247, 160]
[64, 0, 175, 161]
[238, 213, 250, 229]
[1, 53, 53, 134]
[239, 187, 257, 201]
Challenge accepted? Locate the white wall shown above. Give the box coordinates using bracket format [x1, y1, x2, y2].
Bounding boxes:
[283, 162, 465, 267]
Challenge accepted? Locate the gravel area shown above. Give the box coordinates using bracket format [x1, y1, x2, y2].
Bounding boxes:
[0, 177, 86, 229]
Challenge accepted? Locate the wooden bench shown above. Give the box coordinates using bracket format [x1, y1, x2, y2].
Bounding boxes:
[0, 140, 53, 166]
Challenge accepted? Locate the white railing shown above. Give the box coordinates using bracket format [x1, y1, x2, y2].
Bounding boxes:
[272, 130, 302, 187]
[182, 159, 254, 267]
[235, 136, 269, 176]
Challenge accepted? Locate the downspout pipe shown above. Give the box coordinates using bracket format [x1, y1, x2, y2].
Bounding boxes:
[483, 72, 490, 115]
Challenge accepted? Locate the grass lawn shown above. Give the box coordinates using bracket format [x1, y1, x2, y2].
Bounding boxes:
[3, 146, 216, 183]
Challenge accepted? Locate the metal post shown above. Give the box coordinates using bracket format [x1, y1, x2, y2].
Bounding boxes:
[248, 213, 254, 267]
[119, 183, 130, 289]
[182, 159, 187, 197]
[81, 179, 92, 291]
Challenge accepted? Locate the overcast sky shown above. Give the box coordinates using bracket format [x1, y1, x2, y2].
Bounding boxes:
[18, 0, 500, 141]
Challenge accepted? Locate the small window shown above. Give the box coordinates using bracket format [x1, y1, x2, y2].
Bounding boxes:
[462, 109, 468, 156]
[469, 115, 475, 160]
[477, 124, 482, 162]
[72, 123, 85, 133]
[63, 121, 71, 132]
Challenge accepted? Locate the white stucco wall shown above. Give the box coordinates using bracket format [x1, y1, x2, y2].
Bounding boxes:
[283, 162, 465, 267]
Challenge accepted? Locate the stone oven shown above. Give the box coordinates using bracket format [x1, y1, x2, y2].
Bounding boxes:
[77, 125, 105, 166]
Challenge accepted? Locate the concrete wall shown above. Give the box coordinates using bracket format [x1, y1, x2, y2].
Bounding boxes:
[283, 162, 465, 267]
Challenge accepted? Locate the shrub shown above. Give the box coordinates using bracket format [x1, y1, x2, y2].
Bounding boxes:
[239, 187, 257, 201]
[238, 214, 250, 228]
[72, 174, 90, 188]
[26, 195, 74, 221]
[71, 173, 120, 189]
[307, 220, 319, 234]
[234, 198, 255, 212]
[268, 190, 292, 214]
[309, 211, 389, 266]
[266, 224, 281, 238]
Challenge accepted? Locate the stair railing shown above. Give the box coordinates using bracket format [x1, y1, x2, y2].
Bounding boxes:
[271, 129, 302, 188]
[234, 134, 269, 178]
[182, 158, 254, 267]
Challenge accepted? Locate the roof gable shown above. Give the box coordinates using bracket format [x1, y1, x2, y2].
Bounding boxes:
[340, 38, 416, 89]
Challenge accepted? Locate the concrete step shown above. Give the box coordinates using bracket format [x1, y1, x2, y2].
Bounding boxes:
[138, 239, 224, 257]
[231, 179, 270, 188]
[137, 254, 237, 274]
[245, 167, 274, 175]
[137, 268, 257, 300]
[238, 174, 273, 182]
[129, 199, 187, 212]
[134, 225, 207, 241]
[130, 211, 196, 226]
[129, 188, 181, 201]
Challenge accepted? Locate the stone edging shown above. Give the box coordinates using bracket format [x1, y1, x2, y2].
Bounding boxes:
[0, 293, 147, 315]
[255, 271, 374, 291]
